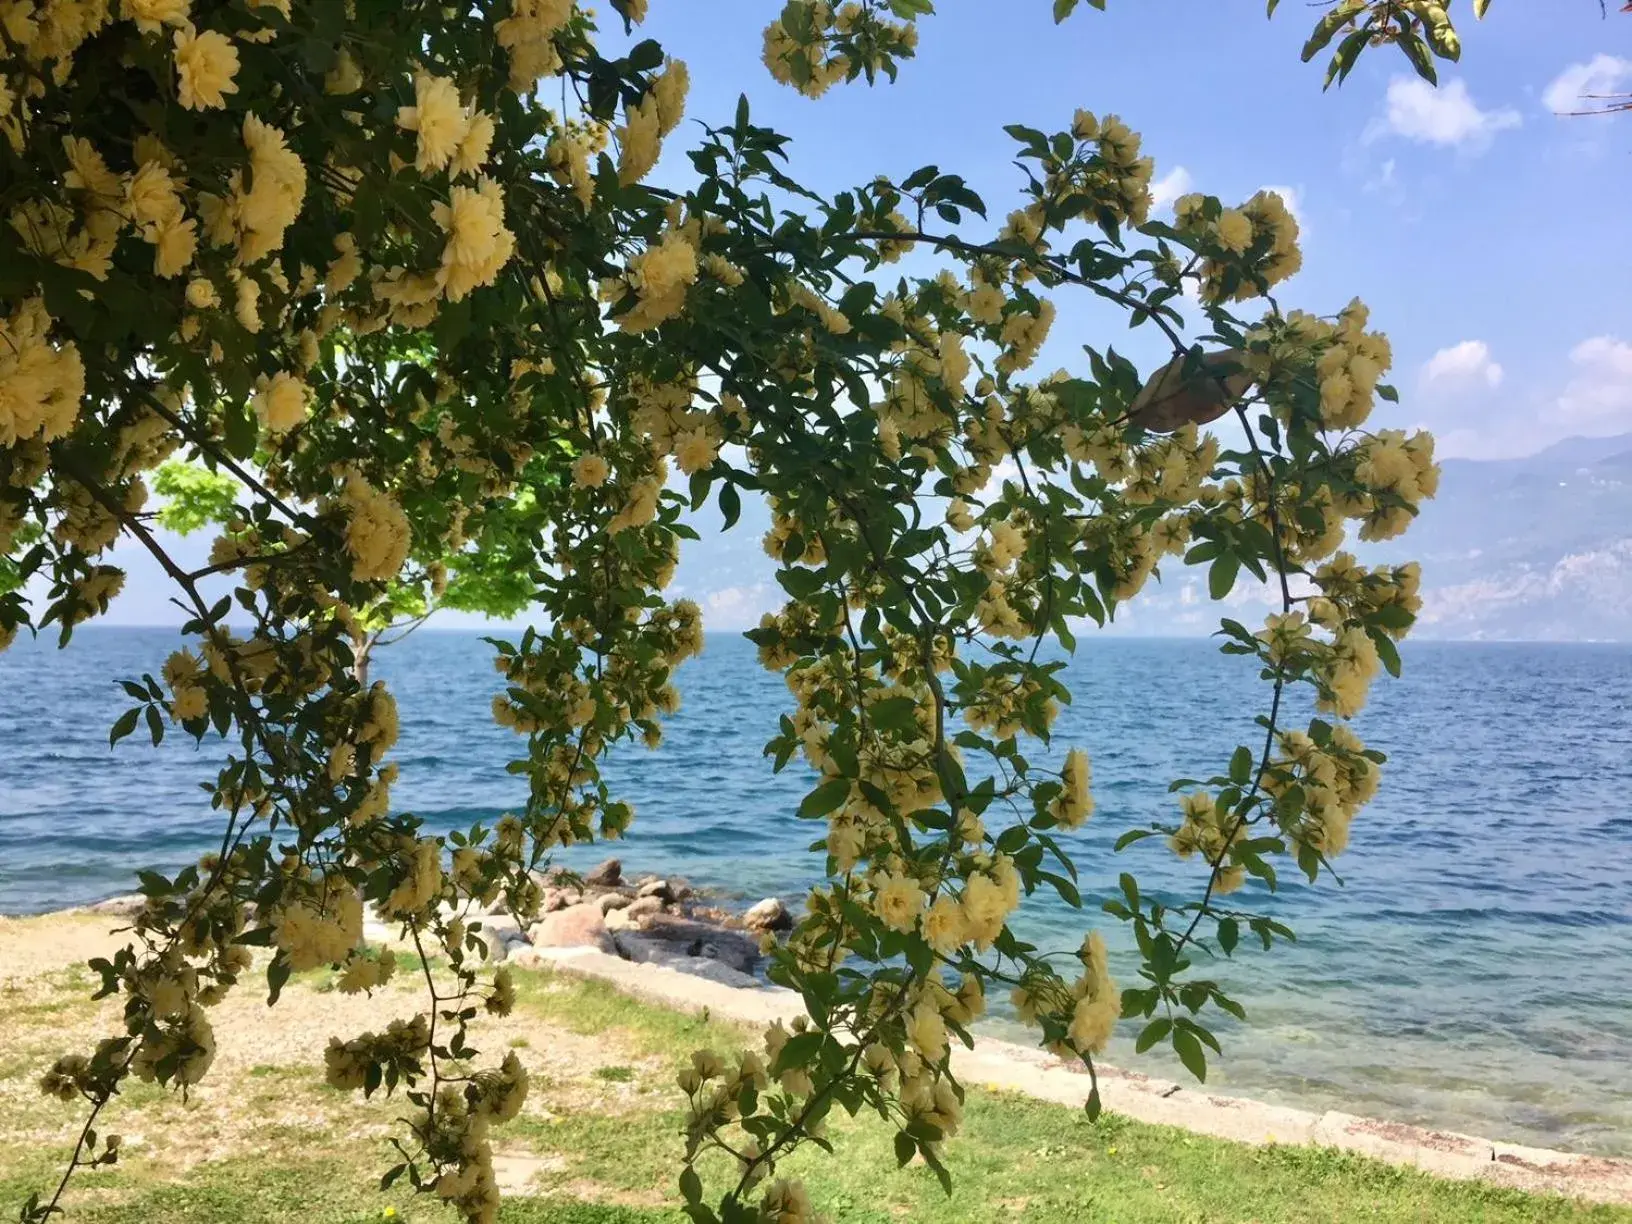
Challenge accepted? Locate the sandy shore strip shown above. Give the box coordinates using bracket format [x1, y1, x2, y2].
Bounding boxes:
[4, 903, 1628, 1207]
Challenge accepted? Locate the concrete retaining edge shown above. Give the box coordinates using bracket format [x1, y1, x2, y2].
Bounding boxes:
[530, 945, 1632, 1206]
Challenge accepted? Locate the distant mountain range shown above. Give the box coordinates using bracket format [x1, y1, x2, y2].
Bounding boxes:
[671, 434, 1632, 643]
[1386, 433, 1632, 642]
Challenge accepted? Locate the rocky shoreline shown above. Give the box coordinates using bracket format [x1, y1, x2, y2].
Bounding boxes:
[82, 855, 795, 990]
[439, 857, 792, 988]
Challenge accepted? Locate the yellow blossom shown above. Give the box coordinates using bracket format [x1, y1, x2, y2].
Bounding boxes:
[172, 26, 239, 111]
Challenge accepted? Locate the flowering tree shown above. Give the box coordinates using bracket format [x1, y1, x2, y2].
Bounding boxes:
[4, 2, 1442, 1222]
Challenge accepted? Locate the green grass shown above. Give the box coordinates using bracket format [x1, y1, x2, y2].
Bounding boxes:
[1, 962, 1625, 1224]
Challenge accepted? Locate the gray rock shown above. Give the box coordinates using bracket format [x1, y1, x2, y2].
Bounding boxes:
[596, 891, 634, 915]
[636, 878, 672, 901]
[626, 895, 663, 921]
[743, 897, 792, 933]
[668, 878, 695, 902]
[539, 886, 580, 913]
[658, 956, 763, 989]
[620, 915, 761, 974]
[528, 903, 615, 954]
[584, 857, 622, 887]
[505, 946, 549, 970]
[610, 935, 763, 988]
[86, 894, 146, 918]
[472, 914, 524, 961]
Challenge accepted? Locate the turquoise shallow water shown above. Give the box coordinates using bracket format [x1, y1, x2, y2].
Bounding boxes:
[2, 629, 1629, 1155]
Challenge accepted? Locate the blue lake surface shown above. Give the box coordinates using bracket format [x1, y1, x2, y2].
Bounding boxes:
[2, 628, 1628, 1155]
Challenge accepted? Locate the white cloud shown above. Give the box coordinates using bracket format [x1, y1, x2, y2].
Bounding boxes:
[1149, 166, 1193, 213]
[1372, 77, 1521, 150]
[1555, 336, 1632, 431]
[1542, 54, 1632, 114]
[700, 583, 775, 631]
[1423, 340, 1504, 389]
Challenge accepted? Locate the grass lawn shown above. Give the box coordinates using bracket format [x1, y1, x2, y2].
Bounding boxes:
[0, 931, 1625, 1224]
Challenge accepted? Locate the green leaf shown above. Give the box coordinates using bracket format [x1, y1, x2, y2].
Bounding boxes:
[894, 1130, 916, 1167]
[1369, 627, 1402, 679]
[1052, 0, 1080, 23]
[1172, 1026, 1208, 1082]
[679, 1165, 703, 1204]
[1301, 4, 1354, 63]
[1398, 31, 1439, 84]
[1218, 917, 1239, 955]
[1135, 1016, 1172, 1053]
[1473, 0, 1492, 17]
[109, 707, 140, 746]
[1113, 828, 1160, 851]
[799, 778, 851, 819]
[1208, 553, 1240, 601]
[1228, 745, 1252, 785]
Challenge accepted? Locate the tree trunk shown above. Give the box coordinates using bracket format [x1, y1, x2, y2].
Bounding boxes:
[353, 630, 380, 687]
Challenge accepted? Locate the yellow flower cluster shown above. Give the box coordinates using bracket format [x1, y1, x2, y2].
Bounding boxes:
[1051, 747, 1094, 828]
[1351, 428, 1438, 541]
[1246, 298, 1394, 431]
[608, 228, 699, 332]
[173, 25, 240, 110]
[411, 1052, 529, 1224]
[337, 946, 397, 994]
[340, 474, 412, 583]
[126, 159, 197, 276]
[163, 647, 209, 720]
[433, 178, 515, 302]
[203, 115, 306, 266]
[495, 0, 574, 92]
[324, 1015, 429, 1091]
[996, 300, 1056, 374]
[131, 1001, 216, 1084]
[1170, 790, 1247, 893]
[616, 59, 687, 185]
[272, 878, 363, 971]
[253, 371, 310, 435]
[1266, 725, 1380, 857]
[1066, 930, 1120, 1054]
[381, 837, 445, 918]
[398, 71, 496, 178]
[1062, 110, 1155, 227]
[1177, 190, 1302, 303]
[1307, 553, 1422, 636]
[0, 298, 84, 447]
[762, 4, 850, 99]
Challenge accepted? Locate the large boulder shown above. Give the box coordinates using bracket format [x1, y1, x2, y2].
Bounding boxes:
[584, 857, 622, 887]
[604, 895, 663, 932]
[539, 886, 580, 913]
[620, 915, 761, 974]
[527, 903, 614, 954]
[472, 914, 525, 961]
[743, 897, 792, 933]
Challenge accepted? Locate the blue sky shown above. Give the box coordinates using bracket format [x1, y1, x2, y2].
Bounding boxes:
[91, 1, 1631, 628]
[630, 1, 1630, 461]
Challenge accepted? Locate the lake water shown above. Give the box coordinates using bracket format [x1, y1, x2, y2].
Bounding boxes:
[2, 628, 1628, 1156]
